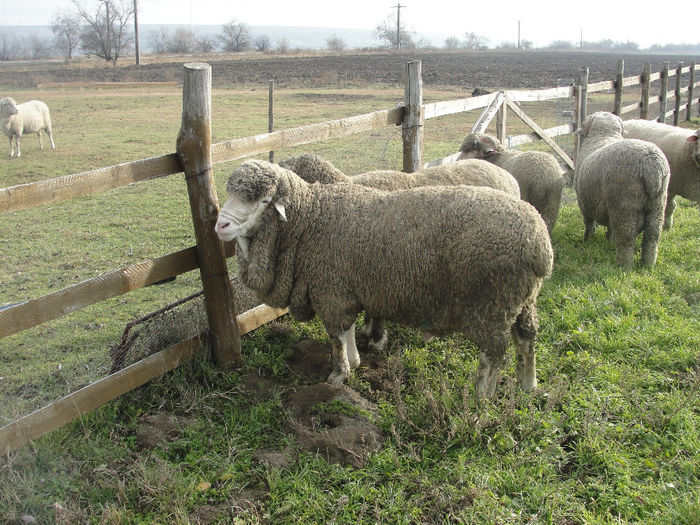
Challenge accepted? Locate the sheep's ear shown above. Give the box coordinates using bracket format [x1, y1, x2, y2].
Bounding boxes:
[687, 134, 698, 143]
[273, 201, 287, 221]
[477, 136, 496, 155]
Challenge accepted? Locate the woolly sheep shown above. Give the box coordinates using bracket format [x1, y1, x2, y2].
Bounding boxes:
[458, 133, 564, 234]
[279, 153, 520, 198]
[215, 159, 553, 399]
[623, 119, 700, 229]
[279, 153, 521, 351]
[574, 112, 670, 268]
[0, 97, 55, 158]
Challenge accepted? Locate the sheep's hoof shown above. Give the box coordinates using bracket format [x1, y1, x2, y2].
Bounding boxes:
[367, 333, 387, 353]
[327, 371, 348, 386]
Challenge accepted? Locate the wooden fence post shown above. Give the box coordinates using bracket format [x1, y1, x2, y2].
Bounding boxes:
[268, 80, 275, 163]
[496, 99, 507, 142]
[402, 60, 423, 173]
[687, 62, 695, 122]
[640, 63, 651, 119]
[613, 60, 624, 116]
[176, 62, 242, 368]
[674, 62, 683, 125]
[574, 67, 588, 159]
[659, 61, 669, 123]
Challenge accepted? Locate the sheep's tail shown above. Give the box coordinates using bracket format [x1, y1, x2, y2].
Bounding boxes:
[528, 221, 554, 280]
[639, 148, 670, 202]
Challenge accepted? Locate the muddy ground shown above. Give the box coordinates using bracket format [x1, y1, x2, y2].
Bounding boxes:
[3, 50, 698, 90]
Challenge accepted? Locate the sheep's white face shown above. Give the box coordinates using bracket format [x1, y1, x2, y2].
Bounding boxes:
[215, 193, 269, 242]
[0, 98, 18, 117]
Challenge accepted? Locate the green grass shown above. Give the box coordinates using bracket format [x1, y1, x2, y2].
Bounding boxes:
[1, 84, 699, 524]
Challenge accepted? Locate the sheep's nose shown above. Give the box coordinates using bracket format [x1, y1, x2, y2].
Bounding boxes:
[215, 220, 230, 233]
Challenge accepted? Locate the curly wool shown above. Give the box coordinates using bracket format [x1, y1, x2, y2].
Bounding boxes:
[623, 119, 700, 229]
[459, 133, 563, 234]
[574, 112, 670, 267]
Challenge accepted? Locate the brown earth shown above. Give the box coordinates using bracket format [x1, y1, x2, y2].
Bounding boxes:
[2, 50, 698, 89]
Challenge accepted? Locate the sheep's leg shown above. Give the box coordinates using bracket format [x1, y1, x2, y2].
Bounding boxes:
[474, 333, 508, 400]
[327, 324, 355, 385]
[663, 195, 676, 230]
[7, 137, 13, 158]
[359, 318, 373, 338]
[346, 322, 360, 370]
[368, 318, 387, 352]
[512, 301, 539, 392]
[15, 135, 21, 158]
[47, 128, 55, 150]
[583, 217, 595, 241]
[37, 130, 43, 150]
[641, 210, 663, 268]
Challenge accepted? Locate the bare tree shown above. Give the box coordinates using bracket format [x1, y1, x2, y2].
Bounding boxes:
[254, 34, 272, 52]
[73, 0, 134, 65]
[51, 8, 81, 59]
[219, 20, 251, 52]
[168, 27, 197, 54]
[463, 32, 489, 50]
[325, 34, 346, 52]
[444, 36, 461, 50]
[374, 14, 415, 49]
[197, 35, 217, 54]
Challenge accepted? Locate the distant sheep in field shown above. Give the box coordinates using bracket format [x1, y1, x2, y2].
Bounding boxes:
[623, 119, 700, 229]
[0, 97, 55, 158]
[458, 133, 564, 235]
[574, 112, 670, 268]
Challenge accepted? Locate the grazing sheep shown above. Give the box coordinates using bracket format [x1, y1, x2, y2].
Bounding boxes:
[623, 119, 700, 229]
[458, 133, 564, 234]
[279, 153, 521, 351]
[574, 112, 670, 268]
[0, 97, 55, 158]
[215, 159, 553, 399]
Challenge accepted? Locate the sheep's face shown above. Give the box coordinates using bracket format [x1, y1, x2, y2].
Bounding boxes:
[0, 97, 18, 118]
[458, 133, 501, 160]
[687, 132, 700, 169]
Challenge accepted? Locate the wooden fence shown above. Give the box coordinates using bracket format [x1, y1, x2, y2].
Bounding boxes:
[1, 58, 698, 455]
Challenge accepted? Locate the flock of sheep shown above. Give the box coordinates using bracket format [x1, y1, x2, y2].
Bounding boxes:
[214, 111, 698, 401]
[2, 95, 696, 400]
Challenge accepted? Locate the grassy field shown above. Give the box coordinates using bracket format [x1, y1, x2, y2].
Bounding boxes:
[0, 81, 698, 524]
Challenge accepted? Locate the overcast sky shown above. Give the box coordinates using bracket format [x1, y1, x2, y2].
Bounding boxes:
[3, 0, 696, 49]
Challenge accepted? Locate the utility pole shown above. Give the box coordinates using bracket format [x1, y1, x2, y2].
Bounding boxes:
[393, 3, 405, 49]
[134, 0, 140, 65]
[104, 0, 111, 63]
[517, 20, 521, 49]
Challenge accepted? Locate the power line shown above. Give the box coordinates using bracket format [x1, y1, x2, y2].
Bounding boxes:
[393, 3, 405, 49]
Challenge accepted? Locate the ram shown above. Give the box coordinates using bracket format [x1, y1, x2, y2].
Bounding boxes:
[215, 160, 553, 399]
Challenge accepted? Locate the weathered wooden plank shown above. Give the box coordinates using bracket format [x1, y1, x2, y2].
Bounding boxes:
[506, 98, 574, 170]
[648, 71, 662, 82]
[423, 95, 490, 119]
[211, 108, 403, 163]
[621, 102, 642, 114]
[0, 302, 288, 455]
[507, 86, 574, 102]
[622, 75, 642, 88]
[470, 91, 505, 133]
[37, 81, 178, 89]
[177, 62, 241, 368]
[0, 243, 235, 340]
[614, 60, 624, 115]
[507, 123, 575, 147]
[0, 154, 182, 215]
[586, 80, 615, 93]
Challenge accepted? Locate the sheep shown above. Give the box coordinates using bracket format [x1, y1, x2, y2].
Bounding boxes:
[574, 112, 670, 268]
[458, 133, 564, 234]
[279, 153, 521, 351]
[215, 159, 553, 400]
[622, 119, 700, 229]
[0, 97, 55, 158]
[279, 153, 521, 198]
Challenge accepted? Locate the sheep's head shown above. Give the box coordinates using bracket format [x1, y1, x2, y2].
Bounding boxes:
[215, 160, 288, 256]
[0, 97, 18, 118]
[279, 153, 348, 184]
[686, 130, 700, 169]
[458, 133, 504, 160]
[577, 112, 623, 140]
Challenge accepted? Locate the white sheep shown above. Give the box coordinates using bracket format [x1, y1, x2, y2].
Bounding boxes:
[279, 153, 522, 352]
[215, 160, 553, 400]
[0, 97, 56, 158]
[623, 119, 700, 229]
[574, 112, 670, 268]
[458, 133, 564, 235]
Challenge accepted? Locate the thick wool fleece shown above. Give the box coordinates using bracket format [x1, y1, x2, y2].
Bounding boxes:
[574, 112, 670, 267]
[623, 119, 700, 228]
[230, 160, 552, 342]
[459, 133, 564, 234]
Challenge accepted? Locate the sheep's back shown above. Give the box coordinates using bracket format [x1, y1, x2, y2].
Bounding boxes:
[16, 100, 51, 133]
